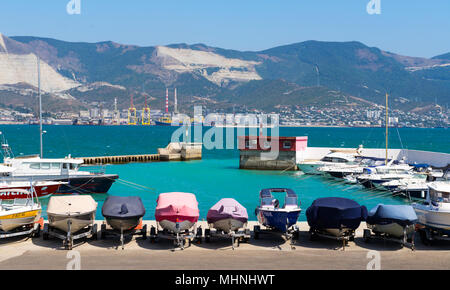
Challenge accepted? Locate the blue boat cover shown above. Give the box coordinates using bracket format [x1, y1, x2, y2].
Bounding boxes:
[306, 197, 367, 230]
[366, 204, 417, 226]
[102, 196, 146, 219]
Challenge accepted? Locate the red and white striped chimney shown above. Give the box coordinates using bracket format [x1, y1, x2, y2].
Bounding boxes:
[165, 88, 169, 114]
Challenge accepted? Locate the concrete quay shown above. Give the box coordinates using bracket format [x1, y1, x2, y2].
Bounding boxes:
[1, 221, 450, 270]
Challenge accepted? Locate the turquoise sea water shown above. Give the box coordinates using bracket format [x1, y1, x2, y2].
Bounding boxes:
[0, 125, 448, 221]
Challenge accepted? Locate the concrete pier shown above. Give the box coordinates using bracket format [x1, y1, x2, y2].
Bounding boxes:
[1, 221, 450, 270]
[79, 142, 202, 165]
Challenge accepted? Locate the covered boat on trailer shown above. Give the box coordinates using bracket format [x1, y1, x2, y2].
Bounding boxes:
[306, 197, 367, 248]
[364, 204, 417, 249]
[101, 196, 147, 249]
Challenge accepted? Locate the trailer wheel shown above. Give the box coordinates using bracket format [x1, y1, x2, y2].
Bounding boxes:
[253, 225, 260, 240]
[309, 231, 318, 241]
[204, 229, 211, 243]
[43, 224, 49, 240]
[91, 224, 98, 240]
[150, 226, 156, 243]
[101, 224, 106, 240]
[363, 229, 371, 243]
[33, 224, 41, 238]
[419, 229, 431, 246]
[142, 225, 147, 240]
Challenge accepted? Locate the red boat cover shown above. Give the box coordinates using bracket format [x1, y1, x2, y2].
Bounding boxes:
[155, 192, 199, 223]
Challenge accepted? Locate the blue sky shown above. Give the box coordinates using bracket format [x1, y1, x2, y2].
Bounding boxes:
[0, 0, 448, 57]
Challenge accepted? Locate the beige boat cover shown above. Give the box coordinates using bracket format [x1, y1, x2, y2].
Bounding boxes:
[47, 195, 97, 216]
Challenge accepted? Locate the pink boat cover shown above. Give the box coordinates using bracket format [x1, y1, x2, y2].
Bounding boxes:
[155, 192, 199, 223]
[207, 198, 248, 224]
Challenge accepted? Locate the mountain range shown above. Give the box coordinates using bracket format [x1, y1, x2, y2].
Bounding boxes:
[0, 33, 449, 114]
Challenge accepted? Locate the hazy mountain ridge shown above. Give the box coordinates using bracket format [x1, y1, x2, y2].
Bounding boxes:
[0, 34, 449, 113]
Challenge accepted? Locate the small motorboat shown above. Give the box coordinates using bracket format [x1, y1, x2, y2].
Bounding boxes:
[356, 164, 420, 189]
[207, 198, 248, 233]
[413, 181, 450, 245]
[254, 188, 301, 240]
[306, 197, 367, 248]
[0, 188, 42, 237]
[205, 198, 250, 248]
[152, 192, 201, 249]
[44, 195, 98, 250]
[101, 196, 147, 249]
[364, 204, 417, 249]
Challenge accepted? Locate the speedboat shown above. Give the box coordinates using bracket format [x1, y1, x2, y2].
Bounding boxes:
[318, 156, 386, 179]
[0, 188, 42, 232]
[381, 179, 429, 200]
[255, 188, 301, 233]
[47, 195, 97, 233]
[102, 196, 146, 232]
[413, 181, 450, 232]
[155, 192, 199, 234]
[306, 197, 367, 239]
[207, 198, 248, 233]
[297, 152, 356, 175]
[0, 178, 63, 199]
[365, 204, 417, 240]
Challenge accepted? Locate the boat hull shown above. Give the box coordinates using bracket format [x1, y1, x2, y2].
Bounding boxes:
[158, 220, 195, 234]
[55, 174, 118, 194]
[106, 217, 142, 231]
[297, 163, 322, 175]
[414, 206, 450, 232]
[48, 212, 95, 233]
[0, 209, 41, 232]
[255, 208, 301, 232]
[210, 218, 245, 233]
[369, 223, 414, 238]
[0, 184, 60, 200]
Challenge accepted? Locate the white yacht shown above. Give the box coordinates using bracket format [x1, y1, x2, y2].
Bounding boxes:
[356, 163, 420, 189]
[297, 152, 356, 175]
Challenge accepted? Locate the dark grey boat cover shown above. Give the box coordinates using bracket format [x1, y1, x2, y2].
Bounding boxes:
[207, 198, 248, 224]
[366, 204, 417, 226]
[102, 196, 145, 219]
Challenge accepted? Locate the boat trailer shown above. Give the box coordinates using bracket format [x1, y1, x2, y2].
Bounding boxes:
[100, 221, 147, 250]
[0, 218, 43, 240]
[253, 225, 300, 248]
[204, 228, 251, 250]
[363, 226, 415, 250]
[149, 225, 202, 250]
[309, 229, 355, 250]
[43, 221, 97, 250]
[417, 224, 450, 246]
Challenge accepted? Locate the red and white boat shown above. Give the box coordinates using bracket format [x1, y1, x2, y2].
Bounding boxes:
[0, 180, 63, 200]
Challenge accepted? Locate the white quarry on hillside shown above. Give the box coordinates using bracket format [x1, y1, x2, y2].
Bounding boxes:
[0, 34, 79, 93]
[156, 46, 262, 85]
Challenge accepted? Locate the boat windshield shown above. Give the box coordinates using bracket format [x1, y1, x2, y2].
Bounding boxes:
[285, 196, 298, 207]
[261, 197, 273, 206]
[430, 188, 450, 203]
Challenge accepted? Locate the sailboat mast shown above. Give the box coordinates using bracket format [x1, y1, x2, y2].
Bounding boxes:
[37, 56, 43, 158]
[385, 92, 388, 165]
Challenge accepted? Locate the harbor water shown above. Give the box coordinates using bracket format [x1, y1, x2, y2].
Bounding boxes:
[0, 125, 448, 221]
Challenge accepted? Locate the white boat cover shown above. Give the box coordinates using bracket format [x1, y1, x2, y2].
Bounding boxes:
[47, 195, 97, 216]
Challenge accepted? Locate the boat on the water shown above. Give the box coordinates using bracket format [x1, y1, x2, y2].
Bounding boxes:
[0, 188, 42, 232]
[207, 198, 248, 233]
[364, 204, 417, 249]
[306, 197, 367, 246]
[102, 196, 146, 232]
[381, 179, 429, 200]
[155, 192, 199, 233]
[254, 188, 301, 236]
[356, 164, 420, 189]
[1, 156, 118, 194]
[46, 195, 97, 234]
[0, 177, 63, 200]
[297, 152, 356, 175]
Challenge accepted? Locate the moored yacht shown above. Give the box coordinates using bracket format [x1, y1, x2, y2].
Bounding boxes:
[356, 164, 419, 189]
[297, 152, 356, 175]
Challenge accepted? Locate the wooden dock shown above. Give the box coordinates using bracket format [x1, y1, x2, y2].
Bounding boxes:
[80, 154, 160, 165]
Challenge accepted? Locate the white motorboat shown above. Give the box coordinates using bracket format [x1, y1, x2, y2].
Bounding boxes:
[47, 195, 97, 233]
[381, 178, 429, 200]
[413, 181, 450, 232]
[0, 188, 42, 232]
[297, 152, 356, 175]
[356, 164, 420, 189]
[318, 157, 386, 179]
